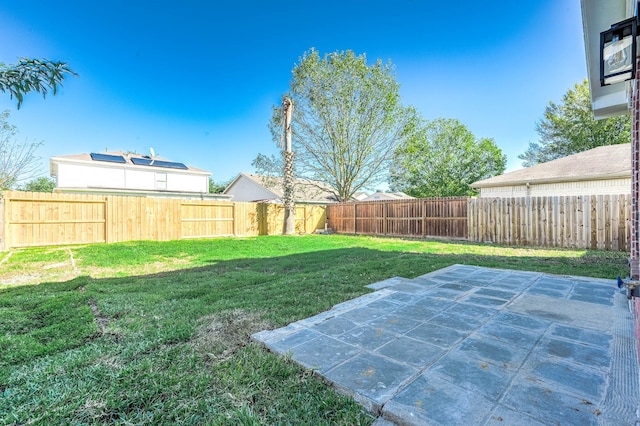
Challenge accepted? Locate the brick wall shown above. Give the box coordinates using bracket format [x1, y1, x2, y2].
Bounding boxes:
[635, 299, 640, 358]
[632, 61, 640, 279]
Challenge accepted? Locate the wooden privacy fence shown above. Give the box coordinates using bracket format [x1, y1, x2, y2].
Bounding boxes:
[2, 191, 632, 252]
[326, 197, 468, 239]
[468, 195, 632, 251]
[327, 195, 632, 251]
[0, 191, 326, 250]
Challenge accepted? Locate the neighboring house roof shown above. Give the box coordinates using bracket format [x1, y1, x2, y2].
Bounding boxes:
[471, 144, 631, 189]
[360, 191, 414, 201]
[352, 191, 369, 201]
[50, 151, 210, 175]
[223, 173, 338, 203]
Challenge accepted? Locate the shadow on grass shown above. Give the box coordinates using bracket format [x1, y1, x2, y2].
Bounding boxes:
[0, 244, 629, 424]
[0, 246, 627, 366]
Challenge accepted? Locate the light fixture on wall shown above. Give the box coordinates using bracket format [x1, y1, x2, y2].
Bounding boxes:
[601, 16, 637, 86]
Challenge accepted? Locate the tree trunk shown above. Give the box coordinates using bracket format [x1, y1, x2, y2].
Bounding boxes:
[282, 97, 295, 235]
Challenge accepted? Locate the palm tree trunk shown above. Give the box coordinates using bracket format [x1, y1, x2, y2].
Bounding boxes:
[282, 97, 295, 235]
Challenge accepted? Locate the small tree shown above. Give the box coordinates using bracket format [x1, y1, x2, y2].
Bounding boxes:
[519, 79, 631, 167]
[390, 118, 506, 197]
[257, 49, 417, 201]
[21, 176, 55, 192]
[0, 110, 43, 189]
[0, 58, 76, 108]
[208, 177, 229, 194]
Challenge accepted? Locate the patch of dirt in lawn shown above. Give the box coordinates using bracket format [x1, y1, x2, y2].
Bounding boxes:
[0, 266, 77, 288]
[81, 258, 195, 279]
[76, 397, 112, 424]
[0, 248, 79, 287]
[87, 296, 124, 342]
[89, 297, 110, 333]
[191, 309, 272, 362]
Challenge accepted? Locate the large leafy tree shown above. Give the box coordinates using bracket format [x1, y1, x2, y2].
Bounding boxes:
[256, 49, 417, 201]
[0, 58, 76, 108]
[519, 79, 631, 167]
[390, 118, 506, 197]
[0, 110, 43, 189]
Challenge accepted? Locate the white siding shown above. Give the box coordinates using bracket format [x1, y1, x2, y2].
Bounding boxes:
[126, 168, 155, 189]
[478, 178, 631, 197]
[56, 162, 126, 189]
[224, 176, 276, 201]
[54, 161, 208, 193]
[478, 185, 528, 198]
[168, 172, 208, 193]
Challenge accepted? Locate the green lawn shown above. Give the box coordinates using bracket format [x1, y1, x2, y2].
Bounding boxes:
[0, 235, 629, 424]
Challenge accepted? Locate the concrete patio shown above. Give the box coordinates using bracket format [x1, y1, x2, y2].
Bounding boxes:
[252, 264, 640, 425]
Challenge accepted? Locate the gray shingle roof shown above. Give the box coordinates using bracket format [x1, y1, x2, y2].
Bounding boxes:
[361, 191, 414, 201]
[471, 143, 631, 188]
[240, 173, 338, 202]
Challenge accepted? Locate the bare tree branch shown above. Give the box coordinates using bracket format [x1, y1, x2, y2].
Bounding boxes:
[0, 110, 44, 189]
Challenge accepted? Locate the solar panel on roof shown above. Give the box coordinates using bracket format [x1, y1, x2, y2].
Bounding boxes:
[90, 153, 126, 163]
[130, 157, 152, 166]
[151, 160, 188, 170]
[130, 157, 188, 170]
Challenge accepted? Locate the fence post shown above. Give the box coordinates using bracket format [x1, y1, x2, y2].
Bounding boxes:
[383, 201, 388, 235]
[103, 197, 109, 243]
[466, 198, 472, 242]
[0, 195, 5, 251]
[353, 203, 357, 234]
[468, 198, 474, 242]
[303, 205, 308, 234]
[422, 199, 427, 237]
[623, 195, 631, 252]
[233, 203, 238, 236]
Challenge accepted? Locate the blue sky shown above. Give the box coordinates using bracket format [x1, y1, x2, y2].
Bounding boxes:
[0, 1, 587, 186]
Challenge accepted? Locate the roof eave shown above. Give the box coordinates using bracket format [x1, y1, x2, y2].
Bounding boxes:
[580, 0, 631, 119]
[54, 187, 232, 199]
[50, 155, 210, 175]
[472, 172, 630, 189]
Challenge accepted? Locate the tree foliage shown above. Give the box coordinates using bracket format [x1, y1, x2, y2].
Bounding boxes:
[21, 176, 55, 192]
[208, 177, 228, 194]
[0, 58, 76, 108]
[0, 110, 44, 189]
[519, 79, 631, 167]
[257, 49, 417, 201]
[389, 118, 506, 197]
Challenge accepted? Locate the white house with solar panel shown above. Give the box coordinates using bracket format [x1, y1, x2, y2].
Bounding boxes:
[49, 151, 223, 198]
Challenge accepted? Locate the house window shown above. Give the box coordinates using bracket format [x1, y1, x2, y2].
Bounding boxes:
[155, 172, 167, 190]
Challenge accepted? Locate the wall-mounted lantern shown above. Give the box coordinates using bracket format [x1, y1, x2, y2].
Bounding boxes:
[600, 17, 637, 86]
